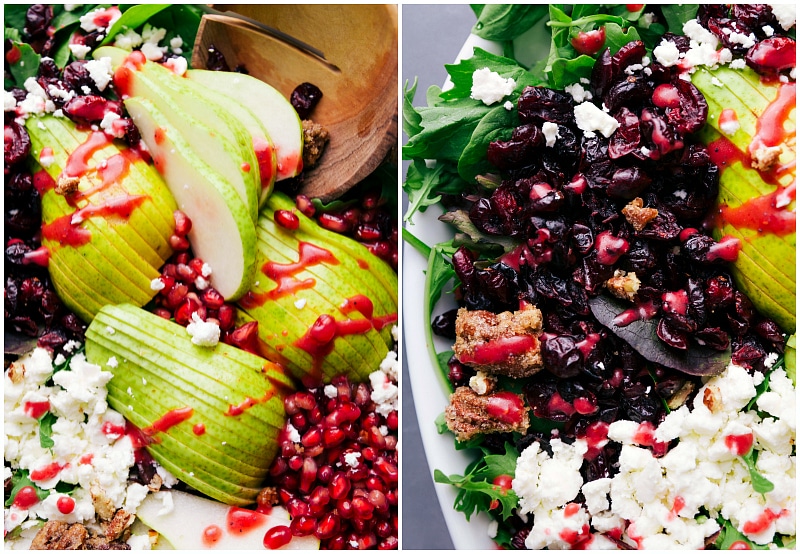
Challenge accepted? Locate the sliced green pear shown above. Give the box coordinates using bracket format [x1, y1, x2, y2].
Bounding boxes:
[187, 69, 303, 182]
[125, 96, 257, 300]
[85, 304, 294, 506]
[136, 490, 319, 550]
[785, 334, 796, 385]
[235, 192, 397, 385]
[94, 46, 260, 223]
[24, 115, 176, 322]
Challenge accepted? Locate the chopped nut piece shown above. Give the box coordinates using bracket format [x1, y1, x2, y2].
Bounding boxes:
[146, 472, 163, 491]
[468, 370, 497, 395]
[702, 385, 721, 413]
[103, 509, 135, 541]
[7, 361, 25, 384]
[750, 143, 782, 171]
[622, 197, 658, 231]
[55, 175, 81, 196]
[453, 305, 544, 378]
[257, 486, 280, 507]
[302, 119, 329, 168]
[90, 482, 116, 521]
[30, 521, 88, 550]
[605, 269, 641, 301]
[445, 386, 529, 442]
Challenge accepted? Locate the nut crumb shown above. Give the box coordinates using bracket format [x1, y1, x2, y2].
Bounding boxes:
[750, 143, 782, 171]
[605, 269, 640, 302]
[622, 197, 658, 232]
[7, 362, 25, 384]
[55, 175, 81, 196]
[702, 385, 721, 413]
[302, 119, 329, 169]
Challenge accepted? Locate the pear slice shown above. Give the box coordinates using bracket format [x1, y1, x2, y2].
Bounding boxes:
[125, 96, 257, 300]
[235, 192, 397, 385]
[94, 46, 260, 223]
[187, 70, 304, 181]
[85, 304, 294, 506]
[24, 115, 176, 322]
[136, 490, 319, 550]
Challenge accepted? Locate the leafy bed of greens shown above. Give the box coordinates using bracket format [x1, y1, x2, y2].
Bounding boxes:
[403, 4, 795, 550]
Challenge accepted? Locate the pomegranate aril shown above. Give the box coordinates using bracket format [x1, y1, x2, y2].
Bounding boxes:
[176, 263, 197, 282]
[318, 213, 351, 233]
[317, 465, 334, 484]
[153, 308, 171, 320]
[291, 412, 308, 431]
[379, 536, 399, 550]
[286, 497, 309, 518]
[301, 428, 322, 448]
[299, 457, 318, 493]
[295, 194, 315, 217]
[173, 210, 192, 235]
[201, 288, 224, 310]
[368, 490, 389, 513]
[293, 392, 316, 410]
[308, 485, 331, 513]
[329, 472, 351, 499]
[376, 520, 393, 538]
[290, 515, 317, 537]
[336, 498, 353, 518]
[288, 455, 303, 471]
[169, 234, 190, 251]
[358, 533, 378, 549]
[386, 411, 398, 430]
[270, 458, 288, 477]
[326, 535, 346, 550]
[314, 513, 340, 540]
[374, 458, 398, 482]
[275, 209, 300, 230]
[263, 525, 292, 549]
[323, 427, 345, 447]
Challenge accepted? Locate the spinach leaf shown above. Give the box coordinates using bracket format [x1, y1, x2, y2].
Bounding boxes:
[442, 47, 538, 102]
[472, 5, 549, 42]
[457, 104, 517, 184]
[39, 412, 58, 450]
[147, 5, 203, 63]
[436, 350, 455, 392]
[3, 5, 29, 32]
[5, 41, 41, 89]
[99, 4, 171, 46]
[603, 22, 641, 54]
[51, 5, 95, 32]
[403, 97, 492, 162]
[661, 5, 700, 35]
[426, 244, 457, 316]
[715, 518, 770, 550]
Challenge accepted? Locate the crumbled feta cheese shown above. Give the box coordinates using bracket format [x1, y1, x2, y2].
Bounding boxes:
[711, 76, 724, 87]
[370, 352, 398, 417]
[720, 118, 741, 137]
[201, 263, 212, 277]
[4, 90, 18, 112]
[68, 43, 92, 60]
[106, 356, 118, 369]
[513, 438, 588, 514]
[79, 7, 121, 33]
[640, 12, 655, 28]
[683, 19, 720, 48]
[186, 312, 220, 347]
[729, 58, 747, 70]
[169, 36, 184, 55]
[503, 100, 514, 110]
[150, 277, 165, 291]
[573, 101, 619, 138]
[285, 423, 301, 443]
[564, 82, 592, 103]
[768, 4, 796, 30]
[141, 24, 167, 45]
[323, 384, 338, 398]
[542, 121, 560, 147]
[113, 29, 143, 51]
[99, 111, 122, 137]
[294, 298, 307, 309]
[84, 57, 114, 91]
[728, 31, 756, 49]
[764, 352, 779, 369]
[470, 67, 516, 106]
[194, 276, 209, 290]
[344, 451, 361, 468]
[487, 518, 499, 539]
[762, 25, 775, 37]
[163, 56, 188, 77]
[140, 42, 165, 62]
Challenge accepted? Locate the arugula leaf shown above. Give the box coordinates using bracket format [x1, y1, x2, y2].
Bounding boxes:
[426, 244, 457, 316]
[6, 41, 41, 89]
[403, 79, 423, 138]
[4, 470, 49, 508]
[740, 450, 775, 495]
[715, 518, 770, 550]
[471, 5, 549, 42]
[403, 159, 466, 222]
[433, 442, 520, 520]
[436, 350, 455, 392]
[402, 227, 431, 259]
[457, 104, 518, 183]
[661, 5, 699, 35]
[100, 4, 170, 46]
[435, 411, 449, 434]
[39, 412, 58, 450]
[603, 22, 641, 54]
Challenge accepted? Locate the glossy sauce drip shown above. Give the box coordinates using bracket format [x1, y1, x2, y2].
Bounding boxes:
[594, 231, 629, 265]
[575, 333, 600, 358]
[23, 245, 51, 267]
[68, 150, 138, 206]
[459, 335, 537, 365]
[546, 391, 575, 418]
[202, 525, 223, 546]
[633, 421, 668, 456]
[24, 400, 50, 419]
[750, 83, 796, 154]
[742, 509, 779, 535]
[101, 421, 126, 438]
[224, 391, 275, 417]
[112, 50, 147, 98]
[357, 259, 370, 270]
[141, 406, 194, 440]
[30, 462, 66, 482]
[662, 290, 688, 315]
[193, 423, 206, 436]
[33, 169, 56, 195]
[226, 506, 267, 534]
[706, 235, 743, 261]
[707, 135, 790, 185]
[581, 420, 610, 460]
[719, 187, 795, 236]
[64, 132, 112, 178]
[42, 195, 147, 247]
[612, 299, 659, 327]
[253, 137, 275, 189]
[485, 392, 526, 424]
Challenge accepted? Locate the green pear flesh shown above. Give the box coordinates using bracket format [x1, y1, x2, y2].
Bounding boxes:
[86, 304, 293, 506]
[187, 69, 303, 182]
[236, 192, 397, 384]
[693, 67, 796, 333]
[94, 46, 260, 223]
[135, 490, 319, 550]
[125, 97, 257, 300]
[24, 115, 175, 322]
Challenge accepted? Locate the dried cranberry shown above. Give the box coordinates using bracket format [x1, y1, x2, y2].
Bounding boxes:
[746, 36, 796, 75]
[62, 61, 96, 94]
[24, 4, 53, 41]
[291, 82, 323, 120]
[4, 122, 31, 168]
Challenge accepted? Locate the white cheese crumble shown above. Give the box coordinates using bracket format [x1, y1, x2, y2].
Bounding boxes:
[768, 4, 796, 30]
[185, 312, 220, 347]
[113, 29, 143, 51]
[564, 82, 592, 103]
[84, 57, 114, 92]
[653, 40, 681, 67]
[369, 351, 398, 417]
[541, 122, 560, 148]
[720, 118, 741, 137]
[68, 43, 91, 60]
[344, 451, 361, 468]
[79, 7, 121, 33]
[503, 100, 514, 111]
[285, 423, 301, 443]
[149, 277, 165, 291]
[323, 384, 338, 399]
[513, 438, 588, 515]
[470, 68, 516, 106]
[573, 101, 619, 138]
[140, 42, 165, 62]
[294, 298, 308, 309]
[729, 58, 747, 70]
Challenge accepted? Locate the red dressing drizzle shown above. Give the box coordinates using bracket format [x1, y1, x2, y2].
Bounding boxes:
[141, 406, 194, 441]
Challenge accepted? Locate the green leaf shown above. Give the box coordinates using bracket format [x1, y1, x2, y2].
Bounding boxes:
[52, 36, 73, 68]
[439, 209, 520, 254]
[99, 4, 170, 46]
[3, 5, 29, 32]
[433, 442, 520, 521]
[6, 41, 41, 88]
[457, 104, 517, 184]
[403, 98, 491, 162]
[442, 47, 538, 101]
[661, 5, 699, 35]
[603, 22, 641, 55]
[403, 159, 466, 222]
[5, 470, 49, 508]
[403, 78, 423, 138]
[50, 5, 95, 32]
[471, 5, 549, 41]
[435, 350, 455, 392]
[402, 227, 431, 259]
[435, 412, 449, 434]
[715, 518, 770, 550]
[745, 357, 783, 411]
[426, 244, 456, 316]
[147, 5, 203, 64]
[548, 52, 595, 89]
[39, 412, 58, 450]
[740, 450, 775, 495]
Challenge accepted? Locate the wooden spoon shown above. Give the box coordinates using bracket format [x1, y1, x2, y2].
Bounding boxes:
[192, 5, 398, 201]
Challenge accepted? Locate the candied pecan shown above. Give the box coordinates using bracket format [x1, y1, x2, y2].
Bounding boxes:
[622, 197, 658, 232]
[605, 269, 641, 301]
[30, 521, 88, 550]
[103, 509, 134, 541]
[55, 175, 81, 196]
[445, 386, 529, 442]
[301, 119, 329, 168]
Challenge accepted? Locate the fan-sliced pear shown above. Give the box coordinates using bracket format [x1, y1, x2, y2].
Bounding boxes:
[125, 96, 257, 300]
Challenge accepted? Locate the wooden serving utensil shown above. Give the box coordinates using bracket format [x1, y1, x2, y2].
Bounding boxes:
[192, 4, 398, 201]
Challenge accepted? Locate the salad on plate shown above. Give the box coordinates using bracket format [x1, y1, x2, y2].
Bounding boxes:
[5, 4, 398, 550]
[403, 4, 795, 550]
